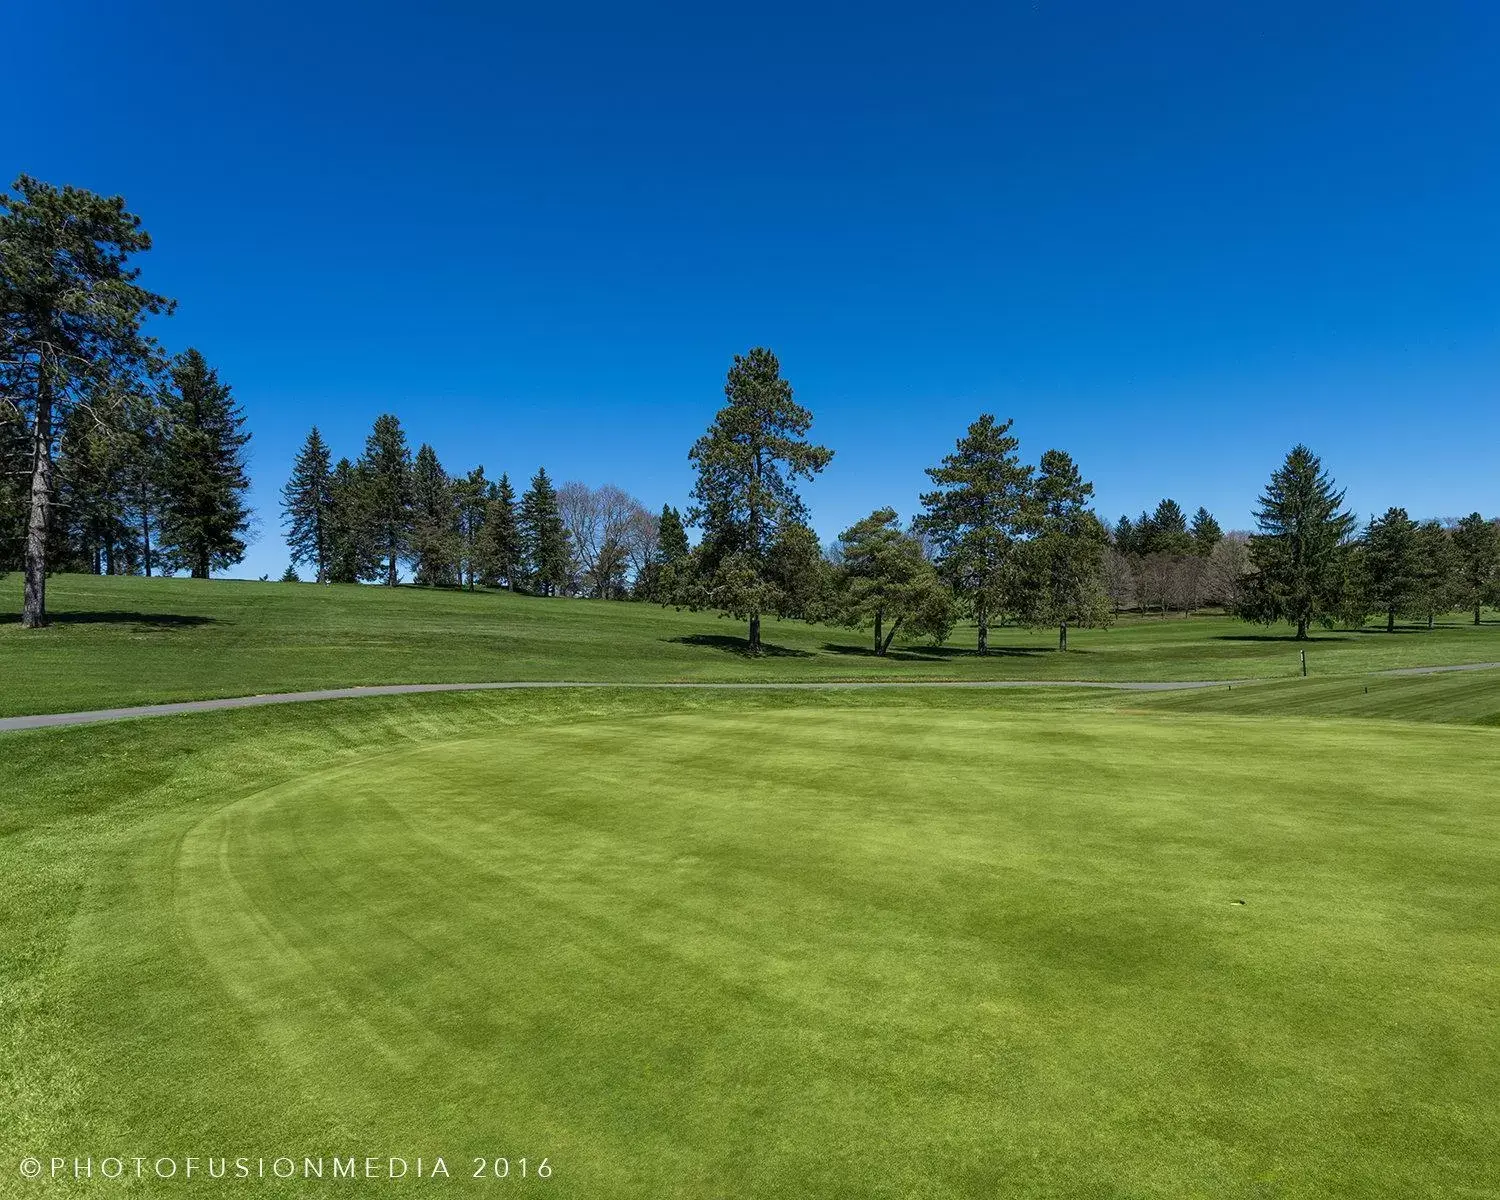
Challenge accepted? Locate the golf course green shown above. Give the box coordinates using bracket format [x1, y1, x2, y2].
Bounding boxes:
[4, 685, 1496, 1197]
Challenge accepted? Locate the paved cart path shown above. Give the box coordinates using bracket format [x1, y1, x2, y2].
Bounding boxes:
[2, 662, 1495, 733]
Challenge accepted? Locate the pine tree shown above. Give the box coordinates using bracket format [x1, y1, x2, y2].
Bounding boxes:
[640, 503, 690, 601]
[477, 473, 522, 589]
[158, 348, 251, 579]
[1190, 507, 1223, 556]
[0, 403, 28, 573]
[1019, 449, 1112, 650]
[1451, 513, 1500, 625]
[325, 457, 374, 584]
[281, 426, 333, 582]
[280, 564, 301, 583]
[916, 414, 1032, 654]
[1409, 520, 1461, 630]
[1113, 514, 1137, 557]
[0, 176, 173, 624]
[1360, 507, 1421, 633]
[519, 467, 570, 596]
[834, 507, 954, 654]
[410, 443, 458, 587]
[685, 348, 833, 652]
[1236, 445, 1356, 639]
[451, 465, 489, 590]
[360, 413, 413, 586]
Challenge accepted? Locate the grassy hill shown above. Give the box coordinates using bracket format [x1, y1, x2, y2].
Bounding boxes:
[3, 573, 1499, 716]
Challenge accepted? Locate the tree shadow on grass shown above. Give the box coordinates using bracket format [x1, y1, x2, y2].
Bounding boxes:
[822, 642, 1052, 662]
[666, 634, 814, 658]
[1214, 633, 1351, 643]
[0, 611, 218, 630]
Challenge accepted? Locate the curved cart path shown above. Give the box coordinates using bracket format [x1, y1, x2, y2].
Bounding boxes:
[2, 662, 1494, 733]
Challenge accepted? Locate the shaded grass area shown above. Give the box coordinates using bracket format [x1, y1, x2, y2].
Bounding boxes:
[3, 687, 1497, 1197]
[3, 574, 1500, 716]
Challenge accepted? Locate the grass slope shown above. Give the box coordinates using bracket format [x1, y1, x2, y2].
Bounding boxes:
[4, 688, 1497, 1198]
[3, 573, 1500, 715]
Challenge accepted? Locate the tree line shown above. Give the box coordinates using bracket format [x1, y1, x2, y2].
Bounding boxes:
[5, 177, 1499, 645]
[279, 416, 677, 598]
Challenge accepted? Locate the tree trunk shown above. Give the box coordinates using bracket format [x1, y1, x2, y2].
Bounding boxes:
[140, 488, 153, 577]
[1476, 603, 1482, 626]
[748, 611, 761, 655]
[21, 368, 54, 629]
[386, 544, 398, 587]
[1295, 617, 1308, 640]
[1427, 612, 1434, 631]
[1058, 621, 1068, 652]
[878, 615, 903, 657]
[193, 545, 210, 580]
[1386, 607, 1395, 634]
[873, 607, 883, 655]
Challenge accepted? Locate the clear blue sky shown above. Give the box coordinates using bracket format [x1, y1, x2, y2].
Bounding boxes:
[12, 1, 1499, 579]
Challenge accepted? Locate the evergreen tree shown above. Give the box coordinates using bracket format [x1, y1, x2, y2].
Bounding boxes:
[158, 348, 251, 578]
[685, 348, 833, 652]
[1236, 445, 1356, 639]
[1409, 520, 1461, 630]
[0, 176, 173, 624]
[1190, 507, 1223, 556]
[519, 467, 570, 595]
[1451, 513, 1500, 625]
[1144, 499, 1192, 554]
[834, 507, 954, 655]
[477, 472, 522, 589]
[639, 502, 690, 601]
[0, 403, 28, 573]
[281, 426, 333, 582]
[360, 413, 413, 586]
[56, 404, 136, 574]
[325, 456, 374, 584]
[451, 465, 489, 590]
[1112, 514, 1136, 556]
[1360, 507, 1421, 633]
[916, 413, 1032, 654]
[410, 442, 458, 586]
[280, 564, 301, 583]
[121, 389, 165, 577]
[1019, 449, 1112, 650]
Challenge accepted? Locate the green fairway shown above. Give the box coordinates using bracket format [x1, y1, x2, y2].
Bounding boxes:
[3, 573, 1500, 716]
[4, 689, 1497, 1197]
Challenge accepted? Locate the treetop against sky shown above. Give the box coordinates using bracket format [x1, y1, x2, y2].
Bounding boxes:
[6, 3, 1499, 581]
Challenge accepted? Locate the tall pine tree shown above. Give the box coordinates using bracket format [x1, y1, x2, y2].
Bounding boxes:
[326, 456, 374, 584]
[519, 467, 570, 595]
[916, 414, 1032, 654]
[360, 413, 413, 586]
[685, 348, 833, 652]
[1019, 449, 1111, 651]
[1451, 513, 1500, 625]
[1237, 445, 1356, 639]
[281, 426, 333, 582]
[410, 442, 458, 586]
[0, 176, 173, 624]
[451, 465, 489, 590]
[158, 348, 251, 578]
[478, 472, 522, 589]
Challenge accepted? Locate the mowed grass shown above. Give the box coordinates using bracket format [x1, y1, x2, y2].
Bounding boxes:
[3, 573, 1500, 715]
[4, 688, 1497, 1197]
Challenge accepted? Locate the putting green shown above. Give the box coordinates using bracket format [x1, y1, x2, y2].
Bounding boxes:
[44, 704, 1500, 1196]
